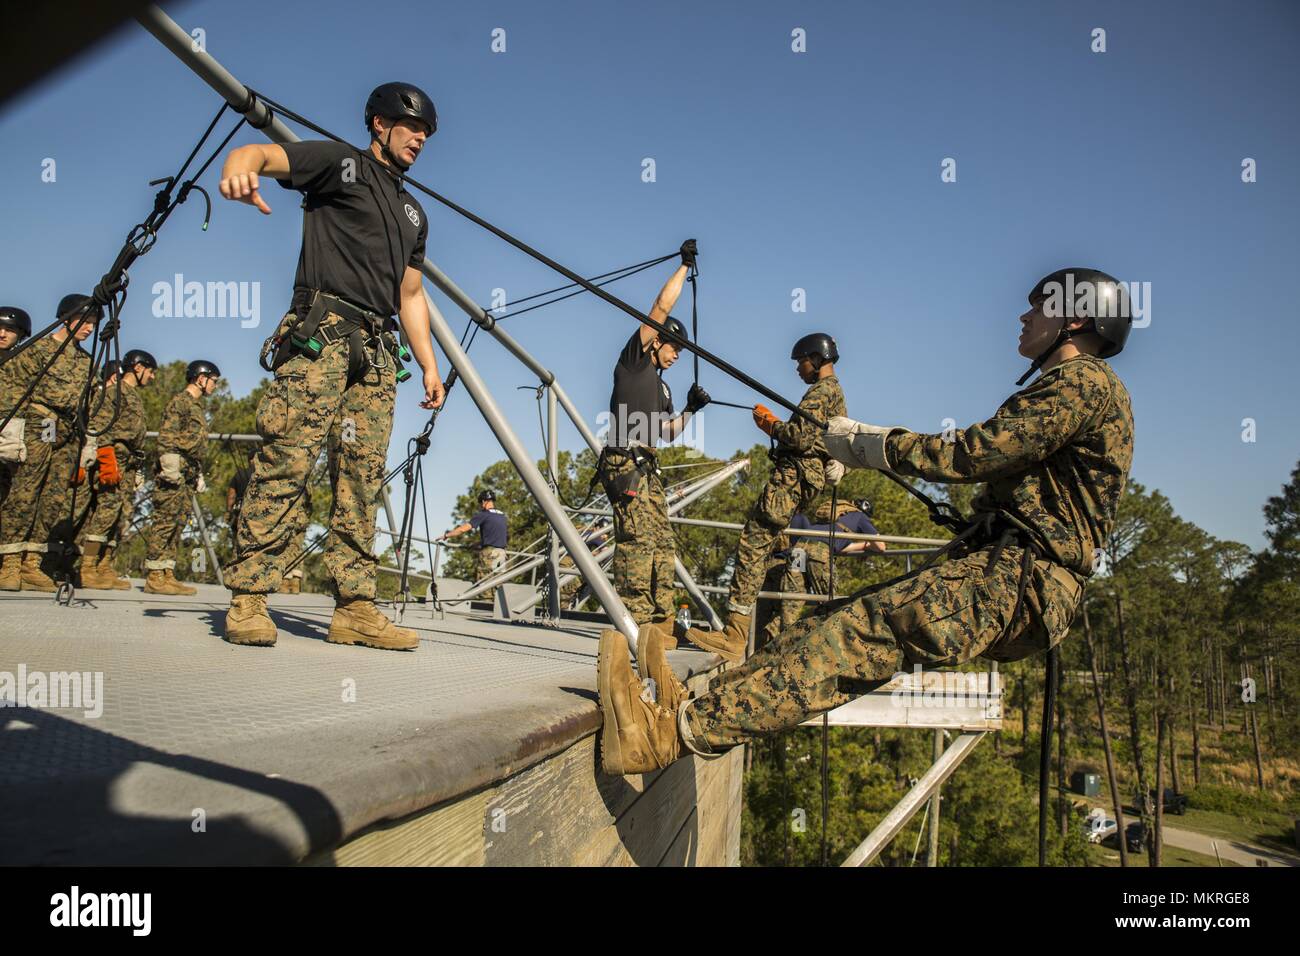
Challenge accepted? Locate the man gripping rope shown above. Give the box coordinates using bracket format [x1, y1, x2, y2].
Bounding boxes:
[0, 306, 33, 512]
[78, 350, 155, 590]
[680, 332, 846, 662]
[598, 243, 710, 636]
[219, 82, 446, 650]
[599, 268, 1135, 776]
[0, 295, 102, 592]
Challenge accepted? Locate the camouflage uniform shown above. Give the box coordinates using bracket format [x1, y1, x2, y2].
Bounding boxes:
[144, 389, 208, 572]
[599, 448, 675, 624]
[475, 546, 507, 604]
[81, 382, 146, 549]
[726, 375, 846, 616]
[224, 314, 396, 600]
[0, 335, 91, 561]
[685, 355, 1134, 751]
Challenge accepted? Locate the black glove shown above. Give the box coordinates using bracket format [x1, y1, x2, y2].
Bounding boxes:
[685, 383, 711, 414]
[680, 238, 698, 270]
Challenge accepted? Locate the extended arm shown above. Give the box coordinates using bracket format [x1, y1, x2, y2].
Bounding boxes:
[398, 267, 445, 410]
[218, 143, 290, 214]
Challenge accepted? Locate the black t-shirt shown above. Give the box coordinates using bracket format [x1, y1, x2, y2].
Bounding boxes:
[470, 508, 508, 549]
[608, 331, 673, 447]
[277, 140, 428, 317]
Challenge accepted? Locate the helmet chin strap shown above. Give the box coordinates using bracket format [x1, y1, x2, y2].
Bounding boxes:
[379, 126, 410, 171]
[1016, 319, 1085, 386]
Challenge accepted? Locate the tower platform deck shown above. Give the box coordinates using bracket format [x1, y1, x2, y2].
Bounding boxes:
[0, 584, 741, 866]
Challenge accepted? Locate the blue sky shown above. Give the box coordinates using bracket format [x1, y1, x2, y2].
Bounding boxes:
[2, 0, 1297, 549]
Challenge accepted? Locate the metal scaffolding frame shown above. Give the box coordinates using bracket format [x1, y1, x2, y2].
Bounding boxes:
[138, 3, 731, 653]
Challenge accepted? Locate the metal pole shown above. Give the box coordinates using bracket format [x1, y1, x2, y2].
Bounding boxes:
[421, 291, 639, 648]
[189, 491, 223, 587]
[926, 729, 942, 867]
[546, 385, 561, 618]
[841, 732, 986, 867]
[139, 5, 639, 651]
[572, 510, 948, 547]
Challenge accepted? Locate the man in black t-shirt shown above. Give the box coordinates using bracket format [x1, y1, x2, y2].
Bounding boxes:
[217, 82, 447, 651]
[597, 241, 711, 634]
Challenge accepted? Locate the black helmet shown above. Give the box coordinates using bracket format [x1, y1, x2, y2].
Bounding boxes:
[1030, 268, 1132, 359]
[186, 359, 221, 383]
[791, 332, 839, 365]
[56, 293, 102, 323]
[123, 349, 158, 372]
[365, 82, 438, 137]
[0, 306, 31, 339]
[854, 498, 874, 518]
[100, 360, 123, 383]
[479, 490, 496, 503]
[658, 316, 688, 345]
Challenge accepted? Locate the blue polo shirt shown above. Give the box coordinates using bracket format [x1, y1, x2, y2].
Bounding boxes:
[470, 508, 508, 549]
[789, 511, 879, 555]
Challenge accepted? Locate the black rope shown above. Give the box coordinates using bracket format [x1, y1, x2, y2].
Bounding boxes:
[1039, 644, 1060, 866]
[820, 712, 831, 866]
[245, 90, 819, 429]
[489, 253, 677, 321]
[689, 263, 700, 388]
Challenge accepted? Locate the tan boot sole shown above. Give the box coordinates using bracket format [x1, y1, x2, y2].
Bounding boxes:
[326, 623, 418, 651]
[598, 631, 632, 775]
[20, 576, 57, 593]
[225, 629, 277, 647]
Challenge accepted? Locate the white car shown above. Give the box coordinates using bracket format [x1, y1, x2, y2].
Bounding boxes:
[1083, 807, 1117, 844]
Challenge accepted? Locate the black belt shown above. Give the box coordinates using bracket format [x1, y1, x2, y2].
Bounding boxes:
[291, 289, 389, 332]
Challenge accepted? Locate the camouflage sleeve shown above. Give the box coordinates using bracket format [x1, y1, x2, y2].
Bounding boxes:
[886, 361, 1108, 483]
[176, 401, 208, 465]
[0, 341, 45, 413]
[769, 381, 833, 452]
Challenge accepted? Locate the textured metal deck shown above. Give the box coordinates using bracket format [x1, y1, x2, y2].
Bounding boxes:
[0, 583, 716, 865]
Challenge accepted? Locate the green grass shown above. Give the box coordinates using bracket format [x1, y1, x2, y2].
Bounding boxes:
[1086, 841, 1241, 868]
[1171, 807, 1297, 856]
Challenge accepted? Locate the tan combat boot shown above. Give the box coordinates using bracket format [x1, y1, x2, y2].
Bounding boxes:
[598, 629, 681, 776]
[224, 593, 278, 646]
[143, 570, 174, 594]
[0, 553, 21, 591]
[77, 542, 115, 590]
[680, 612, 749, 664]
[327, 599, 418, 651]
[20, 552, 57, 592]
[638, 623, 688, 714]
[100, 547, 132, 590]
[164, 569, 197, 596]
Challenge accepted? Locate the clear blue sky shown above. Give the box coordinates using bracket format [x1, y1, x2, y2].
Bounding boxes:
[3, 0, 1297, 549]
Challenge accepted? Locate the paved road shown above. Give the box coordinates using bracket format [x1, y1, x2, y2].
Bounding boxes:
[1161, 824, 1298, 868]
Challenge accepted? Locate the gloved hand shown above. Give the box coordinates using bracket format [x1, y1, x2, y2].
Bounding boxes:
[158, 452, 183, 484]
[824, 416, 901, 471]
[96, 446, 121, 486]
[684, 383, 711, 414]
[680, 238, 698, 270]
[752, 404, 779, 436]
[825, 459, 846, 486]
[0, 418, 26, 463]
[79, 437, 99, 471]
[195, 473, 207, 494]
